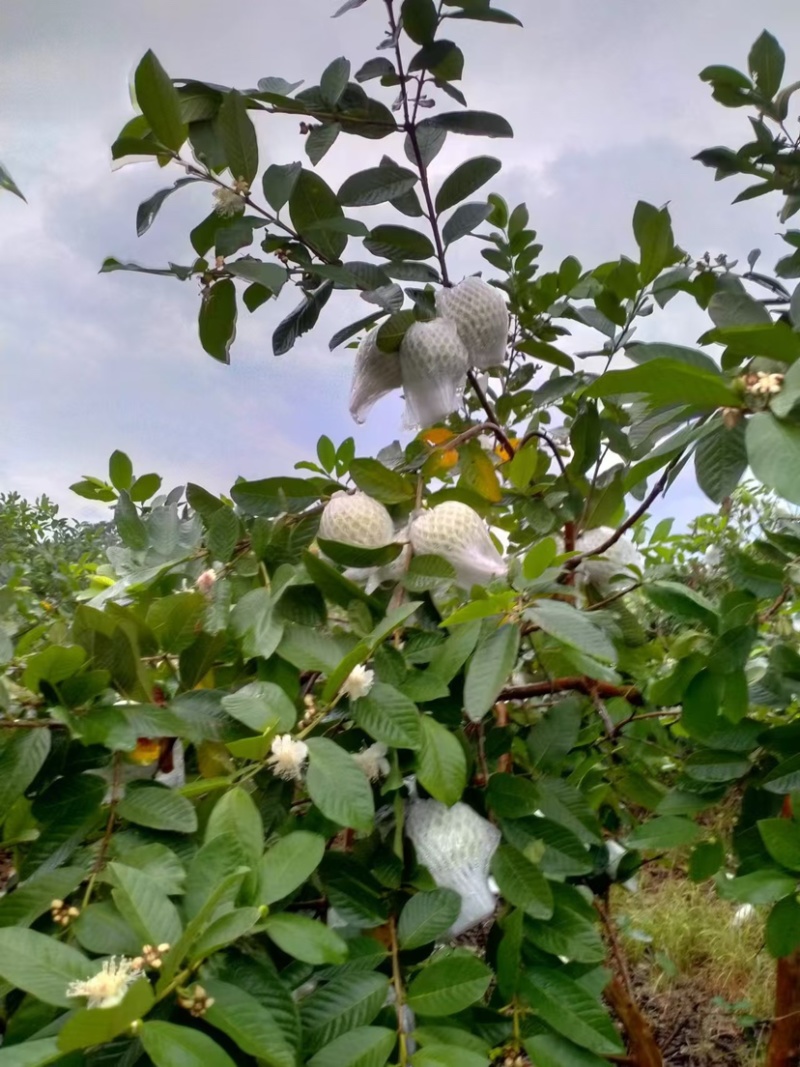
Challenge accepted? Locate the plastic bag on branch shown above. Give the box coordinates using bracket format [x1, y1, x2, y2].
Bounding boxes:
[318, 491, 408, 592]
[409, 500, 507, 589]
[349, 326, 403, 425]
[405, 797, 501, 937]
[436, 276, 509, 371]
[572, 526, 643, 591]
[399, 320, 469, 429]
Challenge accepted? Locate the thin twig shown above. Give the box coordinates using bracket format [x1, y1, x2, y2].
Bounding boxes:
[518, 428, 567, 477]
[389, 917, 409, 1066]
[563, 458, 678, 574]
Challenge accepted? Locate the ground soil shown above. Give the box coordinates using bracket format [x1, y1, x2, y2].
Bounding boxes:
[629, 965, 769, 1067]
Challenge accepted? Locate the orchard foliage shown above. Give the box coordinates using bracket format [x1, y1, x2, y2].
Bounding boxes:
[6, 6, 800, 1067]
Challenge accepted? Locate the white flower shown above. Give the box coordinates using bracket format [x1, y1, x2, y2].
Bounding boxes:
[212, 187, 245, 217]
[405, 799, 501, 936]
[349, 326, 403, 424]
[747, 371, 784, 396]
[399, 319, 469, 429]
[353, 742, 390, 781]
[571, 527, 644, 591]
[319, 491, 395, 549]
[341, 665, 375, 701]
[435, 277, 509, 370]
[409, 501, 507, 590]
[66, 956, 143, 1009]
[196, 568, 217, 595]
[266, 734, 309, 781]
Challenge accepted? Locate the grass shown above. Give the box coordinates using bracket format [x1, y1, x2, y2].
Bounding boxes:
[612, 871, 774, 1065]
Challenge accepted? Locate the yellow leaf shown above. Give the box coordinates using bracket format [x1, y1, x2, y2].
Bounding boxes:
[460, 441, 502, 502]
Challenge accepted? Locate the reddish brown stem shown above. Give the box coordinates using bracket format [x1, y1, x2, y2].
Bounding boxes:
[766, 796, 800, 1067]
[498, 677, 645, 706]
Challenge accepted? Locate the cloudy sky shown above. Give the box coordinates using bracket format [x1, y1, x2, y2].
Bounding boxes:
[2, 0, 799, 526]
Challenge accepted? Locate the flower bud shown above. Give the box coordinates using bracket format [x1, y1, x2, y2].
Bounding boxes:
[349, 326, 403, 424]
[399, 320, 469, 429]
[409, 501, 507, 589]
[435, 276, 509, 370]
[196, 568, 217, 596]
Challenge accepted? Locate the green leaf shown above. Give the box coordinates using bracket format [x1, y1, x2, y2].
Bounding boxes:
[338, 165, 418, 207]
[320, 57, 351, 105]
[408, 124, 447, 167]
[416, 716, 467, 806]
[633, 200, 679, 284]
[200, 278, 237, 364]
[301, 973, 390, 1055]
[375, 310, 418, 354]
[764, 753, 800, 794]
[694, 417, 747, 503]
[407, 950, 492, 1015]
[759, 819, 800, 871]
[767, 895, 800, 958]
[273, 281, 334, 356]
[435, 156, 501, 214]
[57, 979, 154, 1054]
[643, 581, 718, 631]
[217, 90, 258, 183]
[442, 201, 491, 245]
[749, 30, 785, 99]
[464, 624, 520, 722]
[398, 889, 461, 949]
[307, 123, 341, 165]
[227, 259, 287, 294]
[206, 787, 264, 876]
[306, 737, 375, 831]
[412, 1046, 488, 1067]
[115, 490, 148, 550]
[231, 588, 284, 660]
[259, 831, 326, 904]
[627, 816, 700, 850]
[0, 928, 91, 1007]
[487, 774, 541, 818]
[0, 867, 84, 929]
[0, 1038, 62, 1067]
[746, 412, 800, 505]
[527, 600, 616, 663]
[402, 0, 438, 43]
[221, 680, 296, 733]
[356, 57, 396, 83]
[134, 50, 187, 151]
[263, 161, 302, 213]
[308, 1027, 396, 1067]
[290, 170, 347, 261]
[418, 111, 513, 138]
[688, 840, 725, 882]
[183, 833, 248, 921]
[192, 906, 260, 957]
[0, 730, 51, 814]
[117, 781, 198, 833]
[109, 449, 133, 491]
[350, 458, 416, 502]
[352, 682, 423, 749]
[720, 869, 796, 904]
[524, 883, 604, 963]
[364, 224, 435, 260]
[683, 750, 751, 782]
[520, 970, 623, 1056]
[0, 160, 25, 202]
[108, 861, 183, 946]
[130, 472, 163, 502]
[585, 359, 739, 410]
[136, 177, 198, 236]
[491, 845, 553, 919]
[264, 913, 349, 965]
[318, 539, 402, 568]
[409, 41, 464, 81]
[203, 978, 296, 1067]
[524, 1035, 609, 1067]
[140, 1021, 237, 1067]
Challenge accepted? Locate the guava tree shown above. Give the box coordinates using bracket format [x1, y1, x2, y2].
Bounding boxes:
[4, 4, 800, 1067]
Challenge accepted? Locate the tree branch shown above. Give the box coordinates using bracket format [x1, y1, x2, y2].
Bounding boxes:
[498, 677, 645, 706]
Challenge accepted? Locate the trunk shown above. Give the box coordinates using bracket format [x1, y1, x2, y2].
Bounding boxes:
[766, 796, 800, 1067]
[766, 950, 800, 1067]
[605, 974, 663, 1067]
